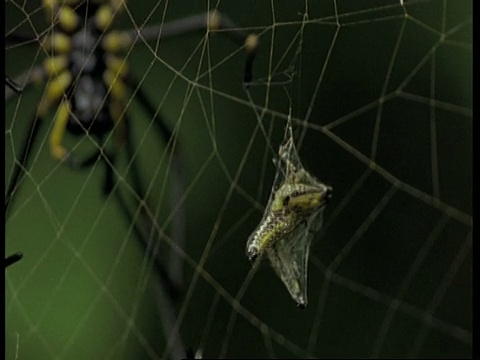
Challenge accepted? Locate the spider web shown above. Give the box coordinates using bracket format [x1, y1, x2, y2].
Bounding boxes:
[5, 0, 472, 359]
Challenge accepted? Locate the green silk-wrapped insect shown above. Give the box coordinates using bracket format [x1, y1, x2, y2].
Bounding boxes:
[246, 125, 332, 308]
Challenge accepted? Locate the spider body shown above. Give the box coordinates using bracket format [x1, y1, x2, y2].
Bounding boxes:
[64, 6, 110, 135]
[38, 0, 128, 164]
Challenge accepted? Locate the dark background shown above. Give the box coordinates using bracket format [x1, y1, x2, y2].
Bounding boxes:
[5, 0, 472, 359]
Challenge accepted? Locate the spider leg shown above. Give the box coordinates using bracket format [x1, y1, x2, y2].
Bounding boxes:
[128, 11, 249, 42]
[6, 67, 72, 214]
[119, 112, 186, 359]
[5, 64, 43, 267]
[5, 33, 37, 45]
[5, 113, 43, 215]
[5, 75, 22, 94]
[5, 252, 23, 268]
[125, 73, 187, 289]
[111, 175, 181, 300]
[5, 67, 47, 211]
[123, 11, 258, 84]
[71, 143, 116, 195]
[5, 65, 47, 102]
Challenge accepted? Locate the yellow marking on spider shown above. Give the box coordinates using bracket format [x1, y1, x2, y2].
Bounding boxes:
[38, 71, 72, 115]
[102, 31, 132, 53]
[47, 71, 72, 99]
[58, 5, 79, 32]
[95, 4, 115, 30]
[106, 55, 129, 78]
[244, 34, 259, 54]
[49, 100, 71, 161]
[104, 69, 127, 100]
[42, 0, 57, 13]
[208, 10, 221, 31]
[43, 56, 68, 76]
[43, 33, 71, 53]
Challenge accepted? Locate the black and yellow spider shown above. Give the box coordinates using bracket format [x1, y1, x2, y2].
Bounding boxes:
[5, 0, 257, 290]
[6, 0, 257, 208]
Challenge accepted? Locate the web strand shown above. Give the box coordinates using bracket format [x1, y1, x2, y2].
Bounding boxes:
[5, 0, 471, 358]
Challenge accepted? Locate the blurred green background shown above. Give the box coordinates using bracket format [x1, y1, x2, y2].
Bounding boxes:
[5, 0, 471, 359]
